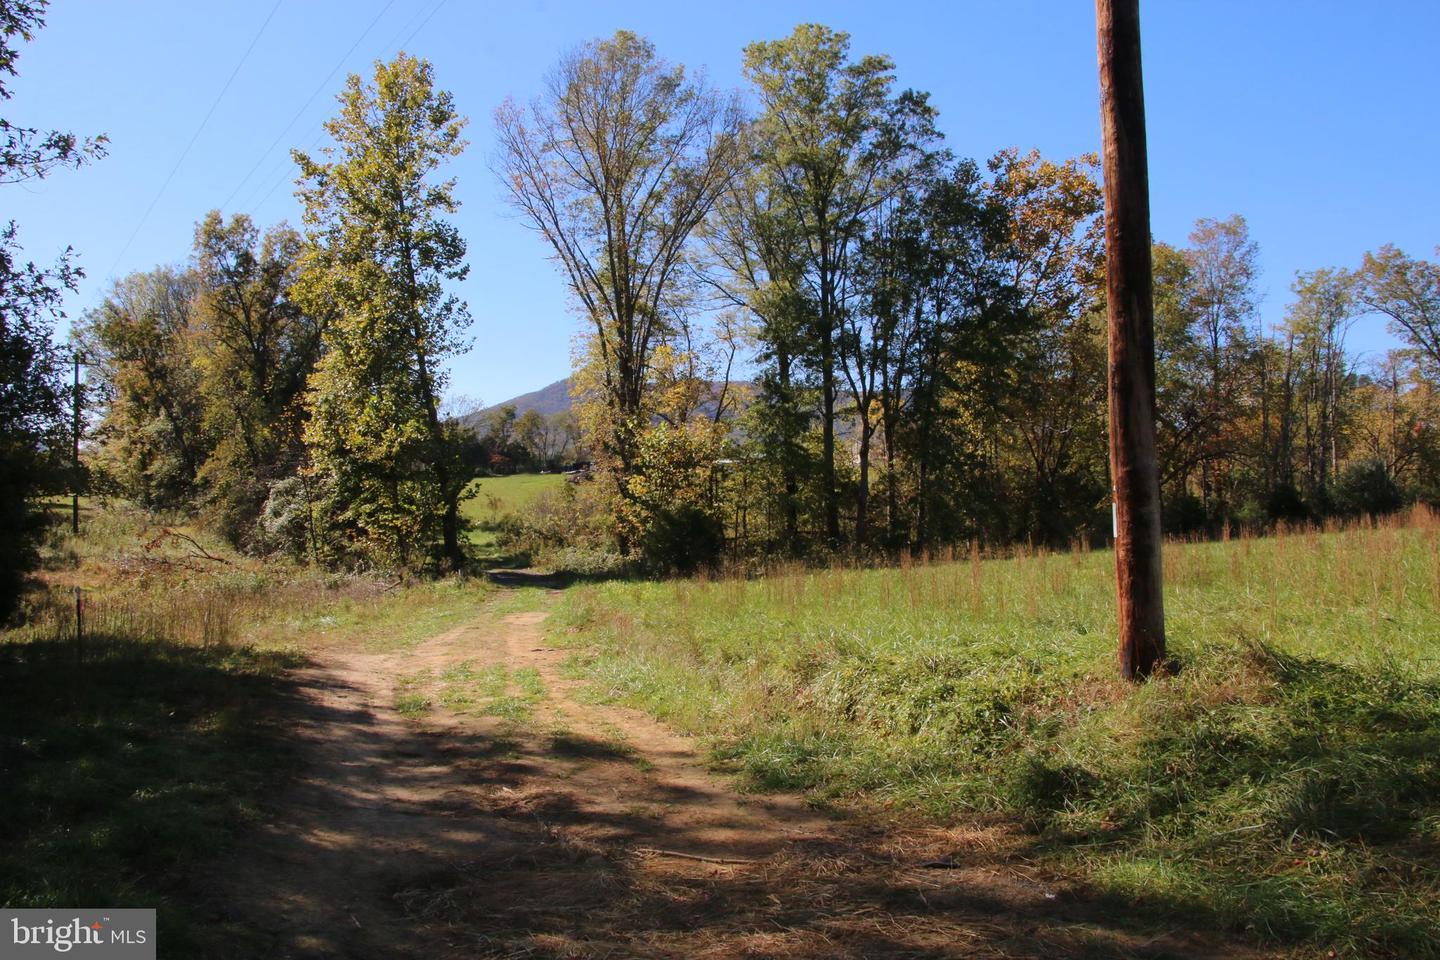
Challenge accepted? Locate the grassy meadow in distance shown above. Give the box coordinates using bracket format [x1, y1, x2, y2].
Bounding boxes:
[550, 510, 1440, 956]
[461, 472, 565, 562]
[0, 502, 495, 953]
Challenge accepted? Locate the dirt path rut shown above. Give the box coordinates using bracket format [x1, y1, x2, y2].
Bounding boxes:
[216, 588, 1272, 960]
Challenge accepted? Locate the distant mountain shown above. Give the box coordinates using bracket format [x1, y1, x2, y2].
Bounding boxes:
[460, 378, 572, 433]
[460, 376, 758, 435]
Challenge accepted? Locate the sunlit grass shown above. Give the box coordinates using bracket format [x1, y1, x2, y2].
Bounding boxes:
[24, 501, 496, 656]
[461, 473, 565, 562]
[395, 660, 547, 724]
[550, 508, 1440, 956]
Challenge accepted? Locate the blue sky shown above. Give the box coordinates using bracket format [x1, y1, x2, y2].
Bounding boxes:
[9, 0, 1438, 405]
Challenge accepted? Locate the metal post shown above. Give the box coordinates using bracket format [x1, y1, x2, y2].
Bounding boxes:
[1096, 0, 1167, 678]
[72, 350, 81, 535]
[74, 586, 84, 665]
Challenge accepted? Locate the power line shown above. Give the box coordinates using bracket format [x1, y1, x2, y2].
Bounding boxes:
[246, 0, 453, 220]
[107, 0, 284, 276]
[396, 0, 449, 53]
[246, 129, 325, 219]
[220, 0, 401, 213]
[386, 0, 436, 49]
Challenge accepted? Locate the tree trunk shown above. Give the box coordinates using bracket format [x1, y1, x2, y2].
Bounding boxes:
[855, 425, 871, 554]
[883, 415, 900, 546]
[442, 497, 461, 572]
[1096, 0, 1167, 679]
[820, 317, 840, 546]
[1260, 345, 1271, 494]
[777, 347, 800, 553]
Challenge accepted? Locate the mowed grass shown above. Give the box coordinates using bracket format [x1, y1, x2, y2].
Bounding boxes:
[461, 473, 565, 562]
[550, 510, 1440, 956]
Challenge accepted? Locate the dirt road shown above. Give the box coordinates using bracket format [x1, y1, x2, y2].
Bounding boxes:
[216, 584, 1265, 959]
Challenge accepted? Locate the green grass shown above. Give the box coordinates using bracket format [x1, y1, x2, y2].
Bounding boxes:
[0, 632, 301, 955]
[3, 501, 498, 953]
[254, 576, 495, 654]
[395, 691, 433, 718]
[397, 660, 547, 724]
[550, 515, 1440, 956]
[461, 473, 565, 563]
[488, 585, 553, 615]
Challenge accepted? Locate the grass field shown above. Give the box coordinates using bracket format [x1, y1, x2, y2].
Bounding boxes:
[10, 498, 1440, 955]
[549, 510, 1440, 956]
[0, 503, 495, 951]
[461, 473, 565, 563]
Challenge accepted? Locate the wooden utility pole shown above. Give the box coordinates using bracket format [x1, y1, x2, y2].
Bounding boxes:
[1096, 0, 1166, 679]
[71, 350, 82, 535]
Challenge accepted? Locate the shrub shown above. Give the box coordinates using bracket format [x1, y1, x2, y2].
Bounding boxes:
[1333, 458, 1404, 518]
[259, 476, 318, 559]
[1266, 482, 1308, 523]
[496, 482, 623, 572]
[639, 503, 724, 577]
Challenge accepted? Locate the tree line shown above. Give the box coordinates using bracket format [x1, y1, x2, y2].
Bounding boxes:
[6, 15, 1439, 610]
[469, 404, 582, 475]
[497, 26, 1440, 570]
[70, 53, 479, 572]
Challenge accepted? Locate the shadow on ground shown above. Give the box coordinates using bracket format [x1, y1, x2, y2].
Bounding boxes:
[485, 567, 629, 589]
[0, 635, 304, 956]
[201, 656, 1267, 960]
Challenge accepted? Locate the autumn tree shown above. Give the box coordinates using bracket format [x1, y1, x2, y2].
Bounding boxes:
[190, 211, 318, 546]
[495, 30, 742, 525]
[294, 53, 473, 571]
[984, 149, 1107, 544]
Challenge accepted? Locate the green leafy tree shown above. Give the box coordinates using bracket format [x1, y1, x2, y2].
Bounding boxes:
[78, 267, 207, 509]
[1, 224, 74, 615]
[886, 159, 1011, 548]
[0, 2, 106, 185]
[1284, 269, 1357, 500]
[514, 407, 546, 468]
[0, 0, 105, 617]
[1357, 245, 1440, 376]
[1182, 215, 1260, 522]
[742, 23, 939, 546]
[1150, 240, 1209, 526]
[190, 211, 318, 546]
[702, 155, 817, 554]
[294, 53, 473, 571]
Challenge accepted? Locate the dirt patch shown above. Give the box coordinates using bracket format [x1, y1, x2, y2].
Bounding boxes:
[212, 589, 1279, 959]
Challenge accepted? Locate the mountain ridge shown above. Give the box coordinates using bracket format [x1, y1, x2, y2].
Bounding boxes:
[462, 376, 756, 431]
[459, 378, 573, 432]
